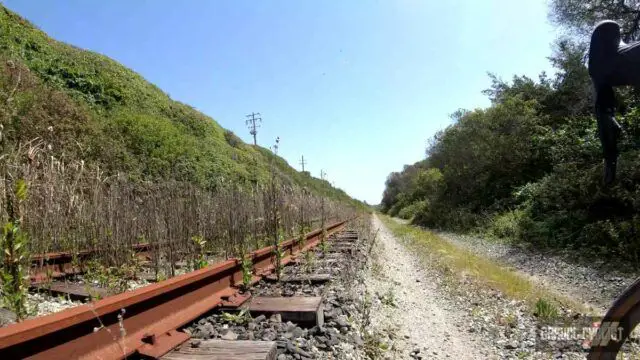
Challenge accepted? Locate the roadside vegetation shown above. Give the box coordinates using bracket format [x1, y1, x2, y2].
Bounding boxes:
[379, 215, 591, 317]
[380, 0, 640, 265]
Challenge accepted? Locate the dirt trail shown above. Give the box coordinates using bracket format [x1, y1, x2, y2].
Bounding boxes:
[366, 215, 497, 359]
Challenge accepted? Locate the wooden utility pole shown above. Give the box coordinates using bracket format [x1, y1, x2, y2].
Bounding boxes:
[299, 155, 307, 172]
[320, 169, 327, 248]
[245, 112, 262, 145]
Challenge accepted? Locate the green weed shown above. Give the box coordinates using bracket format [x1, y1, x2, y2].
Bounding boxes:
[534, 298, 559, 322]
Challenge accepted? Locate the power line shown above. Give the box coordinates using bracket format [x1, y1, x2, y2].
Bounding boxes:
[245, 112, 262, 145]
[299, 155, 307, 172]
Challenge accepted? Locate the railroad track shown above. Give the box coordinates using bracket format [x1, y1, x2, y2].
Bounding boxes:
[29, 243, 152, 284]
[27, 217, 343, 285]
[0, 219, 359, 359]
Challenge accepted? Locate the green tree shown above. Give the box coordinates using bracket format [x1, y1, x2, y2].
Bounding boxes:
[550, 0, 640, 41]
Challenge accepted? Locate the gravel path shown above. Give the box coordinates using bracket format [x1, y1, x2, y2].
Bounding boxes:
[367, 215, 497, 359]
[434, 230, 639, 314]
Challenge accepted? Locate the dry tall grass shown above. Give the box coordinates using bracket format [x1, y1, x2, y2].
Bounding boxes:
[0, 142, 354, 278]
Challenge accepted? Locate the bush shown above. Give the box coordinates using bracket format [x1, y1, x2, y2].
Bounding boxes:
[224, 130, 242, 148]
[387, 202, 403, 217]
[487, 209, 525, 240]
[397, 201, 426, 220]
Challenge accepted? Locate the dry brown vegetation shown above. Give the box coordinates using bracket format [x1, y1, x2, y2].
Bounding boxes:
[0, 57, 357, 278]
[0, 56, 359, 318]
[12, 144, 355, 269]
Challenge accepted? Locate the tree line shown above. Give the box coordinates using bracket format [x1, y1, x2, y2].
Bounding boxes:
[381, 0, 640, 263]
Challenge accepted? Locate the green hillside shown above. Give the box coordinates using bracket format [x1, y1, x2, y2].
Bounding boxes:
[0, 5, 353, 202]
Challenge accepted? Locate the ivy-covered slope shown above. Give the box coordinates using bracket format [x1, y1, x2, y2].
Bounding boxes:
[0, 5, 355, 203]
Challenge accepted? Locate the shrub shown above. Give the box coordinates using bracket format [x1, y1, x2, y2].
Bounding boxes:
[224, 130, 242, 148]
[397, 200, 426, 220]
[487, 209, 525, 240]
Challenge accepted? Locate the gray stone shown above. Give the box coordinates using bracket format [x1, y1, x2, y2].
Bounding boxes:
[335, 316, 350, 328]
[200, 322, 216, 339]
[254, 314, 267, 323]
[327, 334, 340, 346]
[324, 309, 335, 320]
[316, 335, 328, 344]
[504, 342, 518, 350]
[292, 326, 304, 338]
[351, 333, 364, 346]
[287, 341, 312, 358]
[262, 330, 277, 341]
[221, 330, 238, 340]
[309, 325, 324, 335]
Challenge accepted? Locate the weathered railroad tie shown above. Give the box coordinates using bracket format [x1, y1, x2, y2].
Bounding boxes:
[162, 340, 277, 360]
[29, 243, 152, 284]
[32, 281, 111, 301]
[246, 296, 324, 327]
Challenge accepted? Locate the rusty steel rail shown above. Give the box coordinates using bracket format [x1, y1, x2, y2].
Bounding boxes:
[0, 220, 348, 359]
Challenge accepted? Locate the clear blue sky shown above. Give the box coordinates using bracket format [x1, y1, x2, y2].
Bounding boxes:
[4, 0, 557, 204]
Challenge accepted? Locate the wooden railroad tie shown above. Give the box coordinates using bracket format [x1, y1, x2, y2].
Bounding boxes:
[245, 296, 324, 327]
[162, 340, 276, 360]
[33, 281, 110, 301]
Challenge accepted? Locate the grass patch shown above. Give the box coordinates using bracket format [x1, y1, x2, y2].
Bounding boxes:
[378, 215, 592, 316]
[362, 330, 389, 359]
[377, 288, 397, 308]
[534, 298, 559, 322]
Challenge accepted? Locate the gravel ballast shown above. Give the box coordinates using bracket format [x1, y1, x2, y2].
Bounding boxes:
[184, 221, 373, 359]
